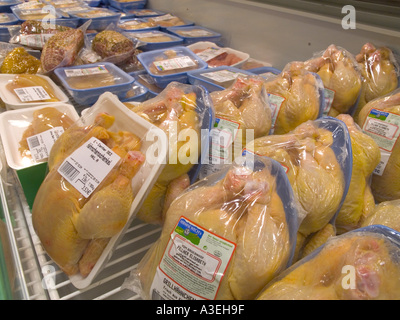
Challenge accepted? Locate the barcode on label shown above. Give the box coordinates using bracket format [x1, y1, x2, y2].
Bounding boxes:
[59, 161, 80, 180]
[27, 136, 40, 149]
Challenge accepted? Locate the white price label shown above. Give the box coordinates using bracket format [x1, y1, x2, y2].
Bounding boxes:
[150, 216, 236, 300]
[27, 126, 64, 162]
[14, 86, 51, 102]
[57, 137, 121, 198]
[64, 65, 109, 77]
[196, 47, 226, 62]
[153, 56, 196, 72]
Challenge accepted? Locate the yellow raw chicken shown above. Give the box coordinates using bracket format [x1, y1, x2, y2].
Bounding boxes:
[353, 43, 399, 122]
[18, 106, 75, 160]
[246, 120, 347, 237]
[257, 230, 400, 300]
[356, 89, 400, 202]
[32, 113, 145, 277]
[361, 199, 400, 232]
[126, 83, 204, 224]
[304, 44, 362, 116]
[211, 75, 272, 143]
[335, 114, 380, 234]
[263, 61, 322, 134]
[128, 157, 295, 300]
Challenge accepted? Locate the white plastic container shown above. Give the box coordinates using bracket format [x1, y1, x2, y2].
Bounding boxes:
[65, 92, 167, 289]
[0, 74, 69, 110]
[187, 41, 250, 69]
[0, 103, 79, 170]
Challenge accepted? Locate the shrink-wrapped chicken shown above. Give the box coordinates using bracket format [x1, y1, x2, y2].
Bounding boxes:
[353, 43, 399, 122]
[257, 226, 400, 300]
[356, 88, 400, 202]
[334, 114, 380, 234]
[125, 82, 213, 224]
[123, 155, 299, 300]
[263, 61, 323, 134]
[361, 199, 400, 232]
[304, 44, 362, 116]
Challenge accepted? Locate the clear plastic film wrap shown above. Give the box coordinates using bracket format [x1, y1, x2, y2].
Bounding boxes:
[9, 20, 74, 50]
[122, 154, 299, 300]
[124, 81, 214, 224]
[199, 75, 272, 179]
[31, 93, 166, 287]
[245, 117, 352, 258]
[361, 199, 400, 232]
[263, 61, 324, 135]
[257, 225, 400, 300]
[0, 42, 40, 74]
[80, 24, 143, 72]
[356, 88, 400, 203]
[334, 114, 381, 234]
[353, 43, 400, 122]
[304, 44, 362, 117]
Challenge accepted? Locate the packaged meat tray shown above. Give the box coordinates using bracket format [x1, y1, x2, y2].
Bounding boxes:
[137, 46, 208, 88]
[167, 25, 222, 45]
[69, 7, 121, 30]
[187, 41, 250, 69]
[0, 74, 70, 109]
[125, 8, 165, 18]
[187, 65, 255, 92]
[11, 6, 63, 21]
[0, 103, 80, 207]
[128, 30, 183, 51]
[0, 12, 17, 25]
[248, 66, 281, 77]
[54, 62, 135, 106]
[147, 14, 194, 31]
[108, 0, 146, 11]
[117, 17, 159, 32]
[0, 0, 22, 13]
[128, 69, 163, 97]
[29, 92, 167, 289]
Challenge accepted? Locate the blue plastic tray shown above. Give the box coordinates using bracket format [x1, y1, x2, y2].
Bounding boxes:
[0, 0, 21, 13]
[146, 14, 194, 31]
[137, 46, 208, 88]
[247, 66, 281, 76]
[70, 7, 121, 30]
[187, 66, 255, 92]
[125, 8, 165, 18]
[54, 62, 135, 106]
[120, 80, 149, 102]
[128, 30, 183, 51]
[108, 0, 146, 11]
[117, 18, 159, 32]
[0, 12, 18, 25]
[166, 25, 222, 45]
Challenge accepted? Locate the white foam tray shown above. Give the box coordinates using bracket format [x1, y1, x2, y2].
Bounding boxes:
[0, 103, 80, 170]
[187, 41, 250, 68]
[0, 74, 69, 110]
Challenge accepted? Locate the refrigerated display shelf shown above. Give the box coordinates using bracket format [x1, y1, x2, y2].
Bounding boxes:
[0, 137, 162, 300]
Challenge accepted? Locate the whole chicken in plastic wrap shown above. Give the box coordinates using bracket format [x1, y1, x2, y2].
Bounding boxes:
[334, 114, 380, 234]
[362, 199, 400, 232]
[125, 82, 211, 224]
[246, 118, 351, 238]
[32, 112, 145, 277]
[356, 88, 400, 202]
[257, 227, 400, 300]
[304, 44, 362, 116]
[199, 75, 272, 179]
[123, 156, 299, 300]
[353, 43, 399, 122]
[263, 61, 322, 134]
